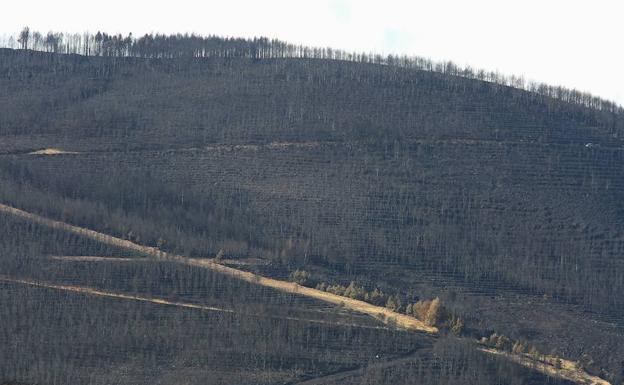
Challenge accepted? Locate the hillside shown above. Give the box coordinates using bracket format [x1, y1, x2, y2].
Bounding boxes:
[1, 38, 623, 385]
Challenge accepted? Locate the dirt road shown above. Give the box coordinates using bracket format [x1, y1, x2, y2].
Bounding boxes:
[0, 275, 390, 331]
[49, 256, 152, 262]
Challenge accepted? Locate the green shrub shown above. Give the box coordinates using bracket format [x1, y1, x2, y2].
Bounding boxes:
[344, 281, 366, 300]
[289, 269, 310, 286]
[385, 294, 401, 311]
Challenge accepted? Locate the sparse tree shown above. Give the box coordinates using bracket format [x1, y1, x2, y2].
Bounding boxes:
[385, 294, 401, 312]
[512, 341, 526, 354]
[288, 269, 310, 286]
[17, 26, 30, 49]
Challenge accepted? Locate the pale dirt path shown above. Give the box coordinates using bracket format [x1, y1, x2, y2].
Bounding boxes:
[0, 275, 232, 312]
[49, 255, 270, 267]
[479, 348, 611, 385]
[0, 275, 389, 331]
[49, 256, 153, 262]
[28, 148, 81, 155]
[0, 202, 437, 334]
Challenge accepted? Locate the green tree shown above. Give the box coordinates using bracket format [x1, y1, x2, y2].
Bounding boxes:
[448, 316, 464, 335]
[288, 269, 310, 286]
[369, 288, 385, 305]
[385, 294, 401, 311]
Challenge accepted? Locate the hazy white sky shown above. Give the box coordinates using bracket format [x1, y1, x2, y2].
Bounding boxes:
[1, 0, 622, 105]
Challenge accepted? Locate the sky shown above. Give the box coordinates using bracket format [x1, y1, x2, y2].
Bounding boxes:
[1, 0, 622, 105]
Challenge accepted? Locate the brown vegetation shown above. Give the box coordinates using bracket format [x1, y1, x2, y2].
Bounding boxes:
[298, 273, 465, 333]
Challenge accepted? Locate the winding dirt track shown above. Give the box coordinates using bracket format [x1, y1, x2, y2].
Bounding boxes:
[0, 275, 389, 331]
[0, 202, 436, 334]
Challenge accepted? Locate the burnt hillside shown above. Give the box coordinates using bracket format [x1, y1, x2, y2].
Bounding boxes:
[1, 42, 624, 384]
